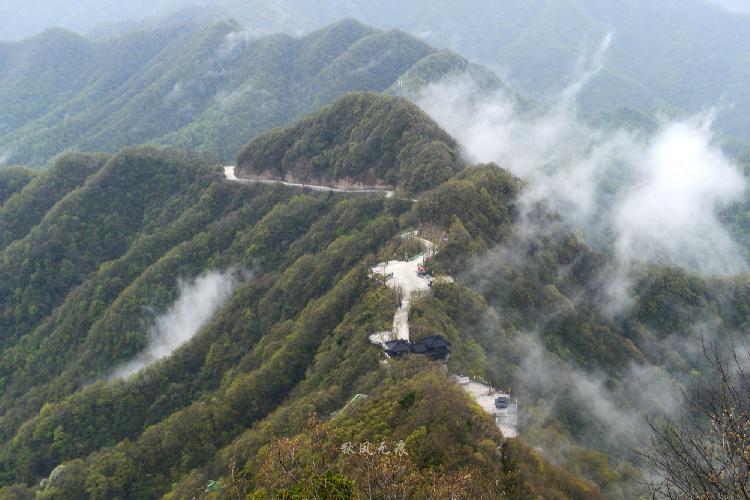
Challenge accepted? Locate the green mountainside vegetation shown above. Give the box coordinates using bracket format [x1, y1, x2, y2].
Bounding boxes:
[0, 1, 317, 42]
[7, 0, 750, 142]
[221, 0, 750, 144]
[0, 18, 497, 167]
[75, 0, 744, 147]
[237, 93, 463, 193]
[0, 3, 748, 498]
[0, 93, 745, 498]
[723, 154, 750, 250]
[0, 105, 598, 497]
[0, 168, 35, 205]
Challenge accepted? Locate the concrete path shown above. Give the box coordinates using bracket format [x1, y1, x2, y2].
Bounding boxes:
[369, 253, 432, 345]
[369, 232, 440, 346]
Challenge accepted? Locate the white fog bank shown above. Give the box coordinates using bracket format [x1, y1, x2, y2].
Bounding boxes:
[416, 48, 747, 277]
[111, 269, 241, 379]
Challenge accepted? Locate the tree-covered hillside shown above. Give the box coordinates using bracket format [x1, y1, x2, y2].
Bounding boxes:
[0, 167, 35, 205]
[0, 1, 316, 42]
[237, 92, 463, 194]
[289, 0, 750, 142]
[9, 0, 750, 141]
[0, 99, 606, 498]
[138, 0, 750, 144]
[0, 3, 748, 498]
[0, 93, 746, 498]
[0, 18, 498, 167]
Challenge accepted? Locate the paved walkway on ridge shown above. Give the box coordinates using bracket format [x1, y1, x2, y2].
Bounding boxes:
[225, 167, 522, 438]
[366, 232, 519, 439]
[369, 233, 439, 345]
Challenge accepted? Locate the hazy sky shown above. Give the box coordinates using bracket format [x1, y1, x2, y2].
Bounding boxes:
[0, 0, 215, 40]
[2, 0, 747, 42]
[709, 0, 750, 12]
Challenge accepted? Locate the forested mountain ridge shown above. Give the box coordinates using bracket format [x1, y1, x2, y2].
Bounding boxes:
[237, 92, 463, 194]
[0, 3, 747, 498]
[0, 167, 35, 205]
[7, 0, 750, 142]
[103, 0, 750, 145]
[0, 95, 608, 498]
[0, 91, 746, 498]
[0, 18, 499, 167]
[287, 0, 750, 143]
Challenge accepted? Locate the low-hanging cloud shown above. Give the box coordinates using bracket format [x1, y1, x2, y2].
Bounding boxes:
[614, 117, 746, 274]
[163, 82, 186, 105]
[562, 31, 614, 107]
[219, 29, 254, 59]
[517, 335, 682, 449]
[415, 35, 748, 278]
[111, 269, 242, 379]
[418, 34, 749, 491]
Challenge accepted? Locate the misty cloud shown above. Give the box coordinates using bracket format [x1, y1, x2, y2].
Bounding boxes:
[164, 82, 186, 104]
[111, 269, 242, 379]
[562, 32, 614, 107]
[219, 29, 254, 58]
[415, 38, 748, 278]
[425, 34, 748, 477]
[517, 335, 682, 449]
[614, 116, 746, 274]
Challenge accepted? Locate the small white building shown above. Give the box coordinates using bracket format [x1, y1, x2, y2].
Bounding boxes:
[452, 375, 519, 438]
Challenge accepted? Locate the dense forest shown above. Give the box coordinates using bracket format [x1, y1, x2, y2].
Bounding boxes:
[237, 93, 463, 193]
[225, 0, 750, 145]
[0, 3, 749, 497]
[0, 101, 594, 497]
[19, 0, 748, 146]
[5, 0, 750, 148]
[0, 92, 744, 498]
[0, 18, 499, 167]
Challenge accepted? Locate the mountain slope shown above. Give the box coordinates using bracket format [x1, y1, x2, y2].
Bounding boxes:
[0, 96, 609, 498]
[0, 93, 746, 498]
[0, 1, 317, 42]
[7, 1, 750, 140]
[0, 18, 499, 166]
[0, 153, 108, 251]
[237, 92, 463, 193]
[170, 0, 750, 143]
[0, 167, 35, 205]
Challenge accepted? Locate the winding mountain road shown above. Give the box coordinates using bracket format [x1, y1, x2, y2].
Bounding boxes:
[368, 233, 519, 439]
[224, 166, 395, 197]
